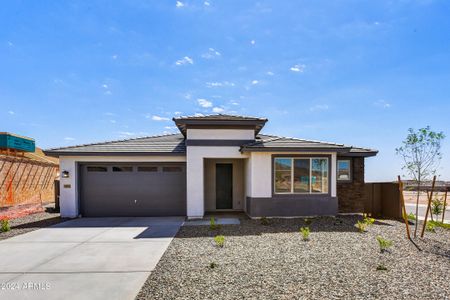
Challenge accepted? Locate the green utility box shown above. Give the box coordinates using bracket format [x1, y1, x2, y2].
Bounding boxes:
[0, 132, 35, 152]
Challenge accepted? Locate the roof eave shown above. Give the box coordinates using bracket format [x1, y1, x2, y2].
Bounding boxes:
[240, 147, 352, 153]
[43, 151, 187, 158]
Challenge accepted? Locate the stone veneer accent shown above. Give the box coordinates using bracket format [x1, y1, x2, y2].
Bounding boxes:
[337, 157, 365, 213]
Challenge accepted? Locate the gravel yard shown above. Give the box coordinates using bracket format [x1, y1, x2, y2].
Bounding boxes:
[0, 209, 64, 241]
[137, 215, 450, 300]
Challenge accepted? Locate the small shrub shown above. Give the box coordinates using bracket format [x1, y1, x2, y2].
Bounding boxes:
[214, 235, 225, 248]
[299, 227, 310, 241]
[209, 262, 218, 269]
[363, 216, 375, 226]
[304, 218, 312, 225]
[356, 220, 367, 233]
[406, 212, 416, 223]
[376, 236, 393, 253]
[260, 217, 270, 226]
[1, 218, 10, 232]
[431, 197, 444, 220]
[376, 264, 388, 271]
[210, 217, 221, 230]
[426, 222, 436, 233]
[429, 220, 450, 230]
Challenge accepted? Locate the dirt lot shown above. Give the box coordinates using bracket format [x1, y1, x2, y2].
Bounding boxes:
[404, 191, 448, 205]
[137, 215, 450, 300]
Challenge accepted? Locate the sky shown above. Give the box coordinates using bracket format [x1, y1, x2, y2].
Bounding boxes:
[1, 0, 449, 181]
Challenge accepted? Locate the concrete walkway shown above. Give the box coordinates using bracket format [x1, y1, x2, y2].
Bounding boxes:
[0, 217, 184, 300]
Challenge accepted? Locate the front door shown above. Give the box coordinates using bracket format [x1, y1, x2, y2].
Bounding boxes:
[216, 163, 233, 209]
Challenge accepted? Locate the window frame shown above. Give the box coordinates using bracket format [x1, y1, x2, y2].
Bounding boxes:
[272, 155, 330, 195]
[337, 159, 352, 182]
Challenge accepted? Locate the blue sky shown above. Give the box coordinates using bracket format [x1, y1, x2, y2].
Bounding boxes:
[1, 0, 449, 181]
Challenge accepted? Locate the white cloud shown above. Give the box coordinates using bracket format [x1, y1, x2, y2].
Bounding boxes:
[184, 93, 192, 100]
[174, 111, 183, 115]
[7, 41, 13, 47]
[194, 113, 204, 117]
[206, 81, 235, 87]
[374, 99, 391, 109]
[8, 110, 15, 115]
[266, 71, 274, 76]
[250, 40, 256, 45]
[204, 1, 210, 6]
[197, 98, 213, 108]
[175, 56, 194, 65]
[251, 80, 259, 85]
[102, 84, 108, 89]
[64, 137, 75, 141]
[112, 54, 118, 60]
[290, 64, 306, 72]
[151, 115, 170, 121]
[201, 48, 221, 59]
[164, 126, 178, 130]
[104, 112, 116, 116]
[176, 1, 184, 8]
[229, 100, 239, 106]
[309, 104, 329, 111]
[212, 107, 225, 113]
[109, 120, 117, 123]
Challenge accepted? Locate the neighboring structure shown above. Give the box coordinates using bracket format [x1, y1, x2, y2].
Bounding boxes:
[0, 133, 59, 210]
[45, 114, 377, 219]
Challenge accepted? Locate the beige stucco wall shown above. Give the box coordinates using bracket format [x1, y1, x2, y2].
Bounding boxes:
[204, 159, 245, 212]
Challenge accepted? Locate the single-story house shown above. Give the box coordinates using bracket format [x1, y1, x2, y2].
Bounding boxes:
[45, 114, 377, 219]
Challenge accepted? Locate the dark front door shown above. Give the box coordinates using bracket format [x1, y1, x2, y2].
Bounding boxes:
[216, 163, 233, 209]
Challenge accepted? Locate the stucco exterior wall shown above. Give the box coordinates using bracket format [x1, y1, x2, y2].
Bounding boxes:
[58, 155, 186, 218]
[187, 129, 254, 140]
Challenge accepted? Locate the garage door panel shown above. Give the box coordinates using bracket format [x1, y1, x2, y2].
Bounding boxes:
[80, 163, 186, 217]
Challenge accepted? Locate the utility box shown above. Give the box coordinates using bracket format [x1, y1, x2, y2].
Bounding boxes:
[0, 132, 35, 152]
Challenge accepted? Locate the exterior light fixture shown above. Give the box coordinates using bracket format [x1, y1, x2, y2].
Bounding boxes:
[62, 170, 70, 178]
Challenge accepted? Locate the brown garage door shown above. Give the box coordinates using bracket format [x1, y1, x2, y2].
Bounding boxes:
[79, 163, 186, 217]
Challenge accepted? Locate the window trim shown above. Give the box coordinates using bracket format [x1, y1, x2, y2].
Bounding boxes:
[272, 155, 331, 195]
[337, 159, 352, 182]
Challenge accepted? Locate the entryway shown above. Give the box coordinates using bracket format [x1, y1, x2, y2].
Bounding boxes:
[203, 159, 245, 212]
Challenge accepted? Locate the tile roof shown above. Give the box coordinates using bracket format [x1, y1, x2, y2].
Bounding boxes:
[241, 135, 378, 156]
[44, 133, 186, 156]
[173, 113, 267, 121]
[44, 132, 377, 157]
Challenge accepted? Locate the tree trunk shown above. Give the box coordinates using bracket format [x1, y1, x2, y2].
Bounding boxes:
[414, 183, 420, 238]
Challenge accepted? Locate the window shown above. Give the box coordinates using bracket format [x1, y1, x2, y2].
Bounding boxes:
[87, 166, 107, 172]
[163, 166, 182, 172]
[337, 159, 351, 181]
[274, 157, 329, 194]
[112, 166, 133, 172]
[137, 166, 158, 172]
[274, 158, 292, 193]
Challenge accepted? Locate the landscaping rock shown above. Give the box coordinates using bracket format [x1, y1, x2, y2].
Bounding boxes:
[136, 215, 450, 300]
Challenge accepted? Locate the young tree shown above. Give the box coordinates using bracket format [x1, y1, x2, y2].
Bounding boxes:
[396, 126, 445, 238]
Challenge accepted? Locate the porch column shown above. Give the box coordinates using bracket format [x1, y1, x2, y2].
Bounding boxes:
[186, 148, 204, 219]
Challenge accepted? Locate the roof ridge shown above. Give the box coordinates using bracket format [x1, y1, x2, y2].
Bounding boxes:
[173, 113, 267, 120]
[45, 133, 182, 151]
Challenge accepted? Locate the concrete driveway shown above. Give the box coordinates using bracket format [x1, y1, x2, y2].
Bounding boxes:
[0, 217, 184, 300]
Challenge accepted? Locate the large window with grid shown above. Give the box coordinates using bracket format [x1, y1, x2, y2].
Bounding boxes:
[274, 157, 329, 194]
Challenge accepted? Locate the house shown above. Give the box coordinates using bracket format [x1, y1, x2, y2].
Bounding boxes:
[44, 114, 377, 219]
